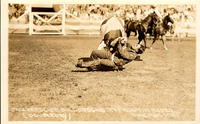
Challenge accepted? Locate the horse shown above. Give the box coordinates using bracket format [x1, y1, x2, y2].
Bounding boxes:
[98, 16, 127, 50]
[149, 14, 175, 50]
[136, 12, 160, 48]
[124, 18, 140, 37]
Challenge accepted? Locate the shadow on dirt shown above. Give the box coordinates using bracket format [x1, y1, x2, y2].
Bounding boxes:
[71, 67, 124, 72]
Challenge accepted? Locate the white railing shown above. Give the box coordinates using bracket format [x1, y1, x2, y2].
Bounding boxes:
[29, 5, 66, 35]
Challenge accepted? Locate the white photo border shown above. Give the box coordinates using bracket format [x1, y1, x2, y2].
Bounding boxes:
[2, 0, 200, 124]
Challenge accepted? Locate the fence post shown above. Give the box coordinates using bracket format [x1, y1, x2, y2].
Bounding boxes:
[62, 4, 66, 35]
[29, 4, 33, 35]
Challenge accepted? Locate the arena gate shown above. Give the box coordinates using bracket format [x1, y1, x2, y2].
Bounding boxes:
[29, 4, 66, 35]
[9, 4, 100, 35]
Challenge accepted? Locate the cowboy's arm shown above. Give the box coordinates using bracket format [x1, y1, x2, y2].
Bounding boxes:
[117, 43, 137, 61]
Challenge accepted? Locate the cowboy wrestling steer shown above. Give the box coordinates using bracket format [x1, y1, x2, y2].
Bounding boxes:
[76, 37, 145, 71]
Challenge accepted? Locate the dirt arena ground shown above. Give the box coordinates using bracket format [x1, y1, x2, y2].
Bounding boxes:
[8, 34, 196, 121]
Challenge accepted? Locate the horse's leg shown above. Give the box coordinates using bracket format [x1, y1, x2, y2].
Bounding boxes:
[126, 31, 131, 38]
[137, 33, 143, 46]
[134, 30, 137, 36]
[150, 34, 157, 49]
[161, 35, 168, 50]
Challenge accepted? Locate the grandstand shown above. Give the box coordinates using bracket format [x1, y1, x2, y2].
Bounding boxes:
[8, 4, 196, 37]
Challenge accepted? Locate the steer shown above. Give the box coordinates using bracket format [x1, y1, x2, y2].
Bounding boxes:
[98, 16, 127, 50]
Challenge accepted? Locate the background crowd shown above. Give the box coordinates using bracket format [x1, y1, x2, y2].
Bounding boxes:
[8, 4, 196, 35]
[65, 4, 195, 21]
[9, 4, 196, 22]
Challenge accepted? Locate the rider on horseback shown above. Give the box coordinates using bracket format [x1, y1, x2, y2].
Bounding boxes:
[147, 5, 162, 36]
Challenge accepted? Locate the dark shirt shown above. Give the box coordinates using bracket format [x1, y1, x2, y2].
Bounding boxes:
[113, 43, 137, 66]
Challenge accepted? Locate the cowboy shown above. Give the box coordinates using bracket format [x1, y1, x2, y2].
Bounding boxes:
[76, 37, 145, 71]
[147, 5, 162, 36]
[149, 5, 162, 19]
